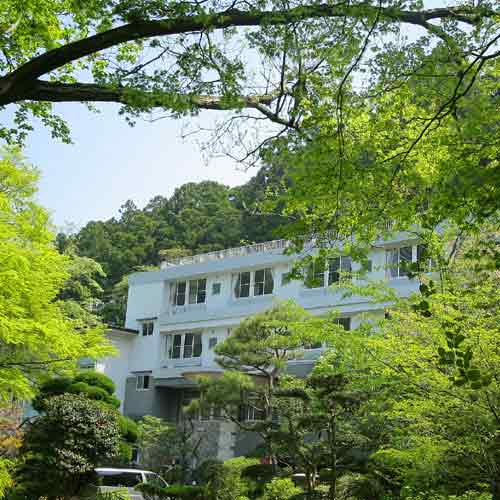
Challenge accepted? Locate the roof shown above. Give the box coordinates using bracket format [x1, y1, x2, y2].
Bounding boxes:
[107, 327, 139, 336]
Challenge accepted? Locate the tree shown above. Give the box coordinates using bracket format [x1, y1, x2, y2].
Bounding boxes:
[137, 416, 178, 473]
[196, 301, 336, 467]
[0, 0, 497, 146]
[322, 236, 500, 499]
[13, 394, 121, 500]
[32, 371, 138, 465]
[0, 150, 112, 401]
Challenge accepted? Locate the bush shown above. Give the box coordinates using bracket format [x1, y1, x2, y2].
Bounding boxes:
[12, 394, 121, 499]
[336, 473, 384, 500]
[74, 371, 116, 395]
[136, 483, 206, 499]
[262, 478, 302, 500]
[202, 456, 260, 500]
[118, 415, 139, 443]
[401, 492, 491, 500]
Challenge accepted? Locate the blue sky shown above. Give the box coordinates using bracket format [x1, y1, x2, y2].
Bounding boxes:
[20, 103, 254, 228]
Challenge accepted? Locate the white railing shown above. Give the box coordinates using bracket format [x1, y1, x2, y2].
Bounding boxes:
[161, 239, 290, 268]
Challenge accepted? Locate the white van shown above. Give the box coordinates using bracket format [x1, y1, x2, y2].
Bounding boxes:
[95, 468, 168, 500]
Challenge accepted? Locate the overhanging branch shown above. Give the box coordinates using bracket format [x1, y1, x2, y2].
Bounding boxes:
[10, 79, 277, 113]
[0, 3, 489, 100]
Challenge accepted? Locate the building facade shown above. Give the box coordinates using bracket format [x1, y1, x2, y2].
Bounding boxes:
[104, 234, 426, 460]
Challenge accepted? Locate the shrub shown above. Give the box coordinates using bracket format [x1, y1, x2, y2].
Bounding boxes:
[137, 483, 206, 499]
[401, 492, 491, 500]
[12, 394, 121, 499]
[262, 478, 302, 500]
[336, 473, 384, 500]
[118, 415, 139, 443]
[203, 456, 260, 500]
[74, 371, 116, 395]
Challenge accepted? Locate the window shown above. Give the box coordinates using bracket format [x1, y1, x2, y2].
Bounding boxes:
[335, 317, 351, 331]
[184, 333, 202, 358]
[136, 375, 151, 390]
[209, 337, 218, 349]
[212, 282, 221, 295]
[235, 269, 274, 298]
[307, 259, 325, 288]
[307, 256, 352, 288]
[242, 402, 265, 421]
[98, 471, 142, 487]
[235, 271, 251, 298]
[168, 333, 202, 359]
[173, 279, 207, 306]
[254, 268, 274, 296]
[141, 321, 154, 336]
[189, 279, 206, 304]
[174, 281, 187, 306]
[328, 256, 352, 285]
[387, 246, 413, 278]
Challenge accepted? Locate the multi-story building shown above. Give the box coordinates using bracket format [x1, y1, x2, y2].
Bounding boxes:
[103, 234, 426, 460]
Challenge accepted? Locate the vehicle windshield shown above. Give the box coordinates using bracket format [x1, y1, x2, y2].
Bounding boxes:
[97, 471, 143, 487]
[144, 472, 168, 488]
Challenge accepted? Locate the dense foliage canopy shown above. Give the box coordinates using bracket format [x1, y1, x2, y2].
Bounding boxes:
[0, 150, 112, 401]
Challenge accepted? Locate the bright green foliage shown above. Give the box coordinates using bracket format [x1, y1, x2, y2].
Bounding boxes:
[317, 242, 500, 496]
[57, 251, 107, 329]
[0, 459, 12, 498]
[209, 457, 260, 500]
[13, 394, 121, 499]
[0, 150, 112, 401]
[262, 477, 302, 500]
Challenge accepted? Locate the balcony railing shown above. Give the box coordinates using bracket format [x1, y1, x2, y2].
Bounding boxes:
[160, 239, 290, 268]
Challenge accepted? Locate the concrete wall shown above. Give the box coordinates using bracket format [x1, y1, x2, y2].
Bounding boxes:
[123, 376, 156, 419]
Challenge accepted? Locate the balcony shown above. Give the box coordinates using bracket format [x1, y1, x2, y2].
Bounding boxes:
[160, 239, 290, 268]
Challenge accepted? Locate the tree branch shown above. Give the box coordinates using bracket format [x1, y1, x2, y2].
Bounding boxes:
[12, 79, 277, 112]
[0, 4, 489, 100]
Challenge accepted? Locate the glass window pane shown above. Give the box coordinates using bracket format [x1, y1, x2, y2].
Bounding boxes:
[193, 334, 202, 357]
[264, 269, 274, 294]
[336, 318, 351, 331]
[399, 246, 412, 277]
[176, 282, 186, 306]
[254, 269, 265, 296]
[388, 249, 399, 278]
[184, 334, 194, 358]
[143, 375, 150, 389]
[188, 280, 198, 304]
[238, 272, 251, 298]
[328, 257, 340, 285]
[172, 335, 182, 358]
[197, 279, 206, 303]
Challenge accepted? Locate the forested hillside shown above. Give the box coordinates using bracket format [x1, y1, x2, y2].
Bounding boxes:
[56, 164, 285, 326]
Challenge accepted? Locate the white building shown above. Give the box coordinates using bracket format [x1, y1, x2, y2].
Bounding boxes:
[103, 234, 425, 459]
